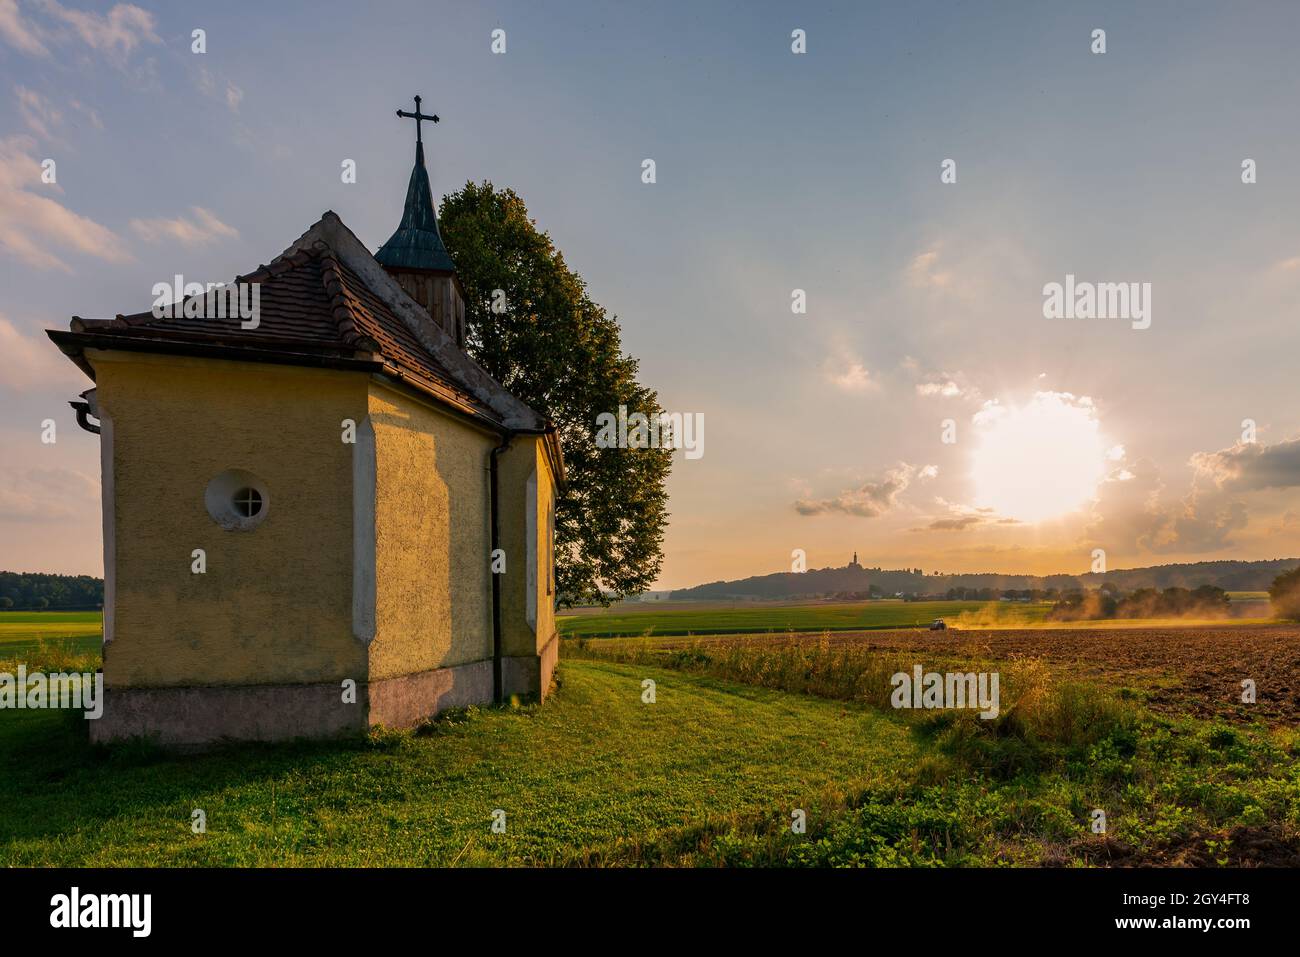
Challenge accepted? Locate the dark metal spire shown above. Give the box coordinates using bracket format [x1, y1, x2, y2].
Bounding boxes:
[376, 96, 456, 273]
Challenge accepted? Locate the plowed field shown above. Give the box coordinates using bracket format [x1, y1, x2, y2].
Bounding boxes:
[612, 625, 1300, 724]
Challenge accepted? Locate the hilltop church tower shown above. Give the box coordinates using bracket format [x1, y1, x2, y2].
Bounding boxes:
[48, 97, 564, 747]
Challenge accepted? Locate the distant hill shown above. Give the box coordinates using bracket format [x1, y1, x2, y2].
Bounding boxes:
[669, 559, 1300, 601]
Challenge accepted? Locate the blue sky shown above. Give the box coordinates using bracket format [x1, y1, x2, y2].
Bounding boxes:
[3, 0, 1300, 587]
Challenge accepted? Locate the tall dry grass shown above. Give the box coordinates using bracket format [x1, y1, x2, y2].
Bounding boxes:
[0, 638, 100, 677]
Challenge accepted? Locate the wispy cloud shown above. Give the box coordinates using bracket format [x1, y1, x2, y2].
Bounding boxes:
[14, 84, 100, 139]
[129, 206, 238, 246]
[901, 236, 1036, 320]
[0, 1, 159, 66]
[915, 370, 980, 400]
[1086, 455, 1249, 555]
[0, 464, 98, 521]
[197, 64, 244, 114]
[0, 0, 49, 55]
[0, 314, 81, 392]
[34, 0, 160, 64]
[0, 134, 130, 270]
[15, 84, 59, 138]
[906, 246, 954, 291]
[794, 463, 937, 518]
[822, 353, 876, 393]
[911, 498, 1020, 533]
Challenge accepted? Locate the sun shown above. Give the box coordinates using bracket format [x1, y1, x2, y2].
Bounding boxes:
[969, 392, 1109, 523]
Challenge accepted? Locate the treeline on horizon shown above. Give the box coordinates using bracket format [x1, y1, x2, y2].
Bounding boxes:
[669, 558, 1300, 601]
[0, 571, 104, 610]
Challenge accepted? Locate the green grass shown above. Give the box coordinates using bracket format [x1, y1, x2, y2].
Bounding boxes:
[3, 624, 1296, 866]
[557, 600, 1050, 637]
[0, 610, 101, 659]
[563, 638, 1300, 866]
[0, 659, 925, 866]
[567, 636, 1136, 777]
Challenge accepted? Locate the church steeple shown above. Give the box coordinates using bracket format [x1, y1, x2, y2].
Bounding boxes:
[375, 139, 457, 273]
[376, 95, 466, 346]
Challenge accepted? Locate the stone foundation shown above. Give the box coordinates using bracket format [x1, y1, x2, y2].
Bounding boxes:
[88, 679, 365, 748]
[90, 640, 560, 748]
[502, 632, 558, 700]
[366, 658, 493, 729]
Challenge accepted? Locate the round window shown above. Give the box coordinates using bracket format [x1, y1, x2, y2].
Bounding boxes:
[205, 470, 270, 531]
[232, 487, 263, 518]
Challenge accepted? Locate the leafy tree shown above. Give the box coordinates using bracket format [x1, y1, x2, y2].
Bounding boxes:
[0, 597, 11, 610]
[0, 572, 101, 609]
[1269, 566, 1300, 620]
[1190, 584, 1230, 611]
[439, 182, 671, 606]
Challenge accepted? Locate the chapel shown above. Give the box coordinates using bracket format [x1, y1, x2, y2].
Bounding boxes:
[47, 100, 563, 746]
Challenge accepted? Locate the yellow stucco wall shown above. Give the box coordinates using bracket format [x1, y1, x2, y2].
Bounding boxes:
[88, 350, 368, 688]
[366, 383, 494, 679]
[88, 347, 553, 699]
[497, 436, 557, 659]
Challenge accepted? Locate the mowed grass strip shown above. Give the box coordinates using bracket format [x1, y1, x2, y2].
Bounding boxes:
[0, 611, 102, 659]
[0, 660, 917, 867]
[557, 600, 1050, 637]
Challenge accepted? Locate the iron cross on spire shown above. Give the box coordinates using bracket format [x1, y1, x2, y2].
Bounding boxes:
[396, 95, 440, 144]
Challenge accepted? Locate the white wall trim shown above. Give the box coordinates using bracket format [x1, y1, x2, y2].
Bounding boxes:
[352, 416, 377, 644]
[98, 407, 115, 646]
[525, 467, 537, 631]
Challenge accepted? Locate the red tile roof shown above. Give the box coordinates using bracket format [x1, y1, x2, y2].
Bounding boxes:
[51, 242, 506, 429]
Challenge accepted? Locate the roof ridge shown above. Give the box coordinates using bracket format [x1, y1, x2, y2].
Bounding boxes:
[73, 247, 327, 330]
[236, 245, 319, 286]
[263, 210, 549, 431]
[315, 242, 378, 352]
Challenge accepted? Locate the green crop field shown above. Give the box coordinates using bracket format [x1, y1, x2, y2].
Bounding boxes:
[0, 611, 102, 660]
[557, 599, 1051, 637]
